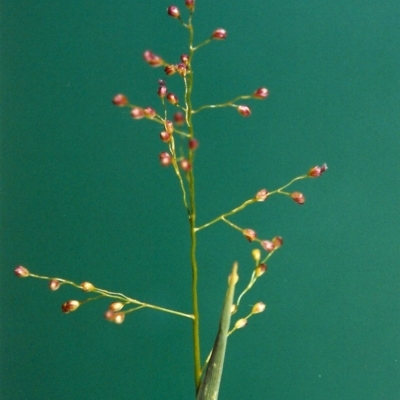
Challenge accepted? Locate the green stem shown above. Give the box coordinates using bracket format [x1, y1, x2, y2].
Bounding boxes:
[192, 94, 252, 114]
[195, 174, 309, 233]
[236, 271, 256, 307]
[192, 38, 211, 52]
[269, 174, 308, 194]
[28, 273, 194, 319]
[195, 198, 255, 232]
[186, 18, 202, 389]
[169, 136, 189, 211]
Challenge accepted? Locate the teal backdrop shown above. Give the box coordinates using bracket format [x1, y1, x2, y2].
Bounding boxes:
[2, 1, 400, 399]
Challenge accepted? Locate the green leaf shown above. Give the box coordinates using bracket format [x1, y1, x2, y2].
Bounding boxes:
[197, 262, 238, 400]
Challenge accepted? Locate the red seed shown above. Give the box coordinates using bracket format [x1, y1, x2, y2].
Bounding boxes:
[272, 236, 283, 249]
[130, 107, 144, 119]
[261, 240, 274, 252]
[180, 54, 189, 65]
[80, 281, 94, 292]
[291, 191, 305, 205]
[164, 64, 176, 76]
[143, 50, 164, 67]
[113, 312, 125, 324]
[255, 263, 267, 277]
[164, 120, 174, 134]
[308, 163, 328, 177]
[158, 85, 167, 98]
[173, 112, 185, 125]
[188, 138, 198, 150]
[167, 5, 180, 18]
[176, 63, 187, 76]
[255, 189, 268, 201]
[185, 0, 195, 10]
[252, 302, 266, 314]
[237, 105, 251, 117]
[212, 28, 227, 40]
[180, 159, 191, 171]
[160, 131, 171, 142]
[109, 302, 124, 312]
[166, 93, 179, 105]
[243, 229, 257, 242]
[253, 87, 269, 99]
[61, 300, 80, 313]
[234, 318, 247, 329]
[143, 107, 156, 118]
[159, 152, 172, 166]
[14, 265, 30, 278]
[112, 94, 128, 106]
[49, 279, 61, 291]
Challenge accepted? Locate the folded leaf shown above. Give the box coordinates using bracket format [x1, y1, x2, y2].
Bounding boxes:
[197, 262, 238, 400]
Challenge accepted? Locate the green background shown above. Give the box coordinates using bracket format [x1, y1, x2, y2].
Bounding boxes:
[2, 1, 400, 399]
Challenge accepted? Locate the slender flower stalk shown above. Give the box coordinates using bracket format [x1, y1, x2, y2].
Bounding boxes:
[195, 173, 310, 233]
[192, 94, 255, 114]
[21, 271, 193, 319]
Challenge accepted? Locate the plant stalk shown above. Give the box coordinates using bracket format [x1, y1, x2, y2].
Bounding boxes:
[186, 18, 202, 389]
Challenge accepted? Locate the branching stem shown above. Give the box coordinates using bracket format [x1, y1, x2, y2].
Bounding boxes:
[28, 273, 193, 319]
[192, 94, 253, 114]
[195, 198, 255, 232]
